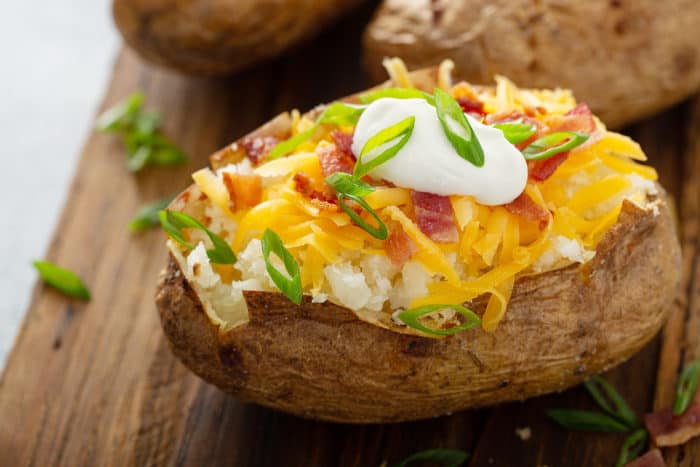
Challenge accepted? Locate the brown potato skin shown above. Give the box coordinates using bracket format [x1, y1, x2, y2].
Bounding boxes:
[363, 0, 700, 128]
[156, 198, 681, 423]
[113, 0, 364, 75]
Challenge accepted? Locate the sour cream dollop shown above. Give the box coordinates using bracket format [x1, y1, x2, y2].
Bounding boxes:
[351, 98, 528, 205]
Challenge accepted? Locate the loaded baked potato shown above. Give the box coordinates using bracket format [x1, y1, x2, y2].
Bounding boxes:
[363, 0, 700, 128]
[112, 0, 365, 74]
[156, 59, 681, 423]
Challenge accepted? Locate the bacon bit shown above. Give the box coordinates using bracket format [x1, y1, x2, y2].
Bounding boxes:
[385, 224, 416, 267]
[317, 143, 355, 177]
[529, 152, 569, 182]
[241, 136, 278, 165]
[645, 404, 700, 447]
[293, 171, 338, 211]
[624, 449, 665, 467]
[331, 131, 355, 159]
[504, 192, 550, 228]
[457, 97, 486, 118]
[292, 171, 314, 197]
[547, 103, 596, 134]
[221, 172, 262, 211]
[410, 191, 459, 243]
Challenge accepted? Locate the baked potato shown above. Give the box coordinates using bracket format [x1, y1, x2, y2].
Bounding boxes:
[363, 0, 700, 128]
[112, 0, 365, 74]
[155, 60, 681, 423]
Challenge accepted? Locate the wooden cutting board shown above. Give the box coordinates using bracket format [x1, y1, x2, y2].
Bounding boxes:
[1, 11, 699, 466]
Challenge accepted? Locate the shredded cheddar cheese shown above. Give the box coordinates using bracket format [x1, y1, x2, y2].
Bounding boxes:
[185, 60, 658, 334]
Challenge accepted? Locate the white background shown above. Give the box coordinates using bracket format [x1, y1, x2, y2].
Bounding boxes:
[0, 1, 119, 371]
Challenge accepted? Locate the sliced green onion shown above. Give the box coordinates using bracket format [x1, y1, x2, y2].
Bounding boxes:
[337, 193, 388, 240]
[615, 429, 648, 467]
[674, 360, 700, 415]
[522, 131, 589, 161]
[33, 260, 91, 301]
[434, 88, 485, 167]
[359, 87, 435, 106]
[325, 172, 375, 197]
[397, 304, 480, 337]
[267, 102, 365, 160]
[95, 92, 144, 132]
[394, 448, 469, 467]
[158, 210, 236, 264]
[546, 409, 630, 432]
[129, 197, 174, 232]
[261, 228, 302, 305]
[492, 121, 537, 144]
[584, 376, 639, 429]
[353, 116, 415, 178]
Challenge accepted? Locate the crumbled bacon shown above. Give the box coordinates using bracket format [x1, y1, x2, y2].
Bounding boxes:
[241, 136, 278, 164]
[292, 171, 314, 197]
[385, 224, 416, 267]
[317, 143, 355, 177]
[331, 131, 355, 159]
[504, 192, 550, 228]
[528, 152, 569, 182]
[547, 103, 596, 134]
[624, 449, 665, 467]
[645, 404, 700, 447]
[410, 191, 459, 243]
[221, 172, 262, 211]
[457, 97, 486, 118]
[293, 171, 338, 211]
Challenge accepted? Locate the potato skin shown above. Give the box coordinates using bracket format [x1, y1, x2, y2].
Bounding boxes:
[156, 198, 680, 423]
[363, 0, 700, 128]
[113, 0, 364, 75]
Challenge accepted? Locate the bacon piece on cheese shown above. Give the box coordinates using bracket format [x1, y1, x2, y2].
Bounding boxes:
[385, 224, 416, 267]
[645, 404, 700, 447]
[317, 142, 355, 177]
[221, 172, 262, 210]
[504, 192, 550, 228]
[331, 131, 355, 159]
[241, 136, 278, 164]
[410, 191, 459, 243]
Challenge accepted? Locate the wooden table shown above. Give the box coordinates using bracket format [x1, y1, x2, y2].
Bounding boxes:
[1, 8, 698, 466]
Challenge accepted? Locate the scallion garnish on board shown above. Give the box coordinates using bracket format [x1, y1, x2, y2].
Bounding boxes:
[267, 102, 365, 160]
[546, 409, 630, 432]
[397, 304, 481, 337]
[353, 116, 415, 178]
[129, 196, 174, 232]
[359, 87, 435, 106]
[492, 121, 537, 145]
[96, 92, 187, 171]
[615, 429, 648, 467]
[434, 88, 485, 167]
[158, 210, 236, 264]
[673, 359, 700, 415]
[393, 448, 469, 467]
[33, 260, 91, 301]
[522, 131, 588, 161]
[584, 376, 639, 429]
[260, 228, 302, 305]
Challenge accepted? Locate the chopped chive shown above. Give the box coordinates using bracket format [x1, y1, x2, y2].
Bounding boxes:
[33, 260, 91, 301]
[353, 116, 415, 178]
[397, 304, 481, 337]
[434, 88, 484, 167]
[261, 228, 302, 305]
[158, 210, 236, 264]
[522, 131, 588, 161]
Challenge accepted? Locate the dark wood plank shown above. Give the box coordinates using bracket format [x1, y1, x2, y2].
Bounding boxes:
[0, 2, 695, 463]
[652, 96, 700, 467]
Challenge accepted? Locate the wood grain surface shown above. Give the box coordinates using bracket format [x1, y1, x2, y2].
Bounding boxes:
[1, 7, 698, 466]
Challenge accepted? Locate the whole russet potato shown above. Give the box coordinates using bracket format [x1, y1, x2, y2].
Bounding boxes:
[363, 0, 700, 128]
[112, 0, 365, 75]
